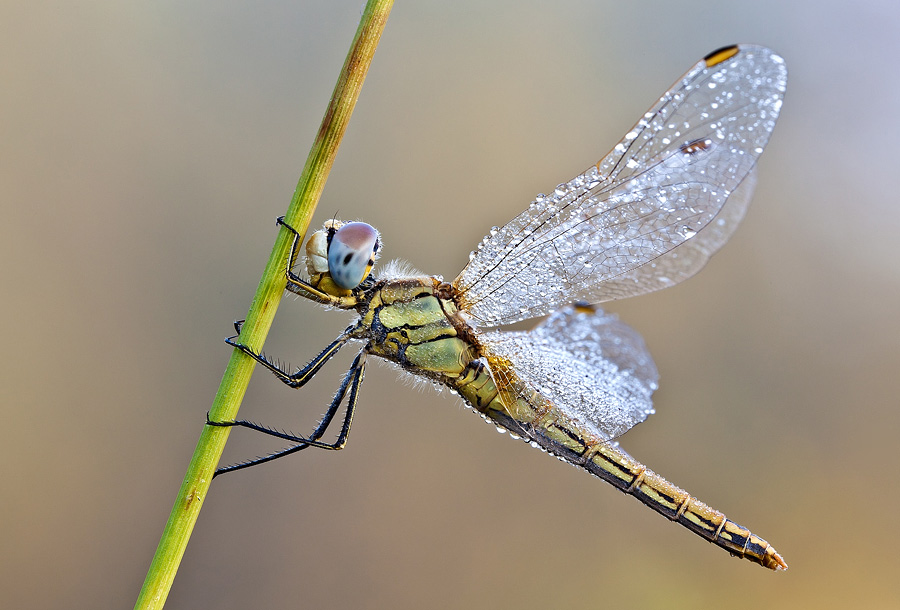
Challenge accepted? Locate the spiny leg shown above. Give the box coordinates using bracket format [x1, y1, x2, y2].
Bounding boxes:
[226, 320, 354, 388]
[275, 216, 327, 301]
[275, 215, 302, 267]
[209, 349, 365, 446]
[210, 349, 368, 476]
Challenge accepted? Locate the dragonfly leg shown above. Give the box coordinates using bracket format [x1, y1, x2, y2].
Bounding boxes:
[274, 216, 335, 303]
[275, 216, 307, 292]
[226, 321, 353, 387]
[210, 348, 368, 477]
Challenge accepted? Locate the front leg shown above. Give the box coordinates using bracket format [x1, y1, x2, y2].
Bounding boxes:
[276, 216, 362, 308]
[276, 216, 323, 301]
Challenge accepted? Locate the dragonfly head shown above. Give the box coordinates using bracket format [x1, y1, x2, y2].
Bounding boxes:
[305, 219, 381, 293]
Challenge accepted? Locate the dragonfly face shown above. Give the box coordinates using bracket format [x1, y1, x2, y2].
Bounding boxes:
[215, 44, 788, 571]
[302, 219, 381, 295]
[325, 222, 380, 290]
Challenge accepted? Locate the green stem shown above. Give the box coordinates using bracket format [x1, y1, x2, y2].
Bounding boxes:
[134, 2, 393, 608]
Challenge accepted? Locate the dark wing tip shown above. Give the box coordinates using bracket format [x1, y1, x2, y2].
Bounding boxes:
[703, 44, 740, 67]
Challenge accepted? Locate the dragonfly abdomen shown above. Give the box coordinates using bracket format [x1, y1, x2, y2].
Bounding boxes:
[584, 442, 787, 570]
[454, 360, 787, 570]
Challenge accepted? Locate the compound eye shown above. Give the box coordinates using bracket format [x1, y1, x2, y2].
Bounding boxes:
[327, 222, 380, 289]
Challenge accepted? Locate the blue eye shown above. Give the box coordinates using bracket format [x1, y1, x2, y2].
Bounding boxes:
[327, 222, 380, 289]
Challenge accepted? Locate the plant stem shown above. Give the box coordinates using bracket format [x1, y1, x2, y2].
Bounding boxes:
[134, 2, 393, 608]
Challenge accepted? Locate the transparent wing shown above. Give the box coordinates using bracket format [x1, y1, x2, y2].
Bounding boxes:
[453, 45, 787, 327]
[481, 305, 658, 441]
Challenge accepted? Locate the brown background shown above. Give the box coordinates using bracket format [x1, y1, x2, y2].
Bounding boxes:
[3, 1, 898, 608]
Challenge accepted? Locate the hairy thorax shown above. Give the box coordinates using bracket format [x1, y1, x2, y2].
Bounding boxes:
[352, 277, 479, 382]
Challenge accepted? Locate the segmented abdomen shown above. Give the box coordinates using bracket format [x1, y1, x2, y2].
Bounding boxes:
[451, 358, 787, 570]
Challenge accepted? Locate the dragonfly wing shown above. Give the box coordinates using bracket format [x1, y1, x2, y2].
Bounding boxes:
[480, 305, 658, 441]
[453, 45, 786, 327]
[598, 166, 757, 300]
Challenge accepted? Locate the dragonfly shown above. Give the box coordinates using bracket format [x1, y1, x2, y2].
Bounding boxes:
[209, 44, 788, 570]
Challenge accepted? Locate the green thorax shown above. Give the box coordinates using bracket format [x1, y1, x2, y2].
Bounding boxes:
[354, 277, 477, 380]
[351, 276, 538, 428]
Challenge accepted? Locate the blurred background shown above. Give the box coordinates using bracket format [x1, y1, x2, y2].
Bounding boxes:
[2, 0, 898, 608]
